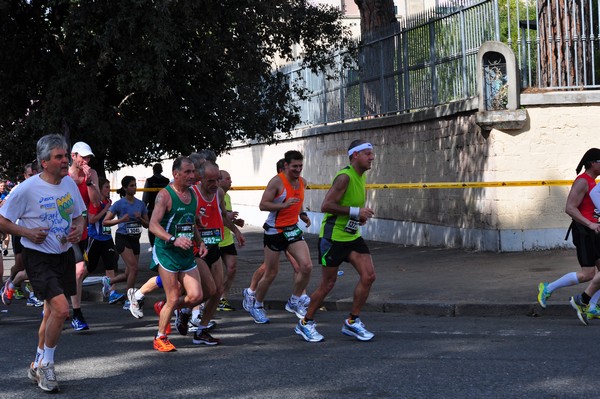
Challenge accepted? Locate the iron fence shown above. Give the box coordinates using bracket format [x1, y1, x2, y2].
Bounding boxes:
[282, 0, 600, 129]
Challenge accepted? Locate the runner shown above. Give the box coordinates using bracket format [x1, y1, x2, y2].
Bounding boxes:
[246, 151, 313, 324]
[87, 177, 126, 304]
[68, 141, 100, 331]
[296, 140, 376, 342]
[103, 176, 149, 309]
[149, 156, 207, 352]
[217, 169, 245, 311]
[0, 134, 86, 392]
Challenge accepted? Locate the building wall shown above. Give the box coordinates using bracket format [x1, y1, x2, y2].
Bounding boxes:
[214, 100, 600, 252]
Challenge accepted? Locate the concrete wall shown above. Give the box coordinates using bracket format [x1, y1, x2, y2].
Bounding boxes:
[214, 96, 600, 252]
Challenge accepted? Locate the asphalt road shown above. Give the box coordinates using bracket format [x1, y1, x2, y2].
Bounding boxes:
[1, 300, 597, 399]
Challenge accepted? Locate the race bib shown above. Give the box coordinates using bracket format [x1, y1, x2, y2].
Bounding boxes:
[102, 225, 112, 235]
[282, 225, 303, 242]
[125, 222, 142, 235]
[343, 219, 359, 234]
[176, 223, 195, 240]
[200, 228, 222, 245]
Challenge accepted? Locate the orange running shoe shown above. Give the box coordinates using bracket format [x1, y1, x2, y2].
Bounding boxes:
[153, 335, 176, 352]
[154, 300, 171, 335]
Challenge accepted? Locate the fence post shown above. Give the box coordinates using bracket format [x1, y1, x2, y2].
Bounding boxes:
[429, 19, 438, 106]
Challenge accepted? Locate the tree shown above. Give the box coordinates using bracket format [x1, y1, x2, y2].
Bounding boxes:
[0, 0, 353, 178]
[354, 0, 398, 115]
[537, 0, 593, 87]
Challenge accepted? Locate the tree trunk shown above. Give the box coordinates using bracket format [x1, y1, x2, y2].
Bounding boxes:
[354, 0, 398, 115]
[537, 0, 592, 87]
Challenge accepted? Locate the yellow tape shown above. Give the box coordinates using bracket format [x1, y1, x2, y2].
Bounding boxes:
[230, 180, 575, 190]
[133, 180, 575, 192]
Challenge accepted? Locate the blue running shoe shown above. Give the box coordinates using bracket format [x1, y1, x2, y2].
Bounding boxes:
[295, 319, 324, 342]
[71, 316, 89, 331]
[26, 295, 43, 307]
[537, 282, 551, 309]
[249, 306, 269, 324]
[570, 295, 590, 326]
[285, 298, 307, 319]
[242, 288, 255, 312]
[101, 276, 111, 300]
[109, 291, 125, 304]
[341, 317, 374, 341]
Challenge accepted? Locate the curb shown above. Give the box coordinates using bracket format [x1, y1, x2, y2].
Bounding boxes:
[82, 285, 580, 319]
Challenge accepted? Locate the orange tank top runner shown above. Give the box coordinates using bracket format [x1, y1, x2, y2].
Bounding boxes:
[191, 185, 224, 253]
[264, 172, 305, 231]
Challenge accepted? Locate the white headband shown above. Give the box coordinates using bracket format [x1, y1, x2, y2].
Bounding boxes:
[348, 142, 373, 156]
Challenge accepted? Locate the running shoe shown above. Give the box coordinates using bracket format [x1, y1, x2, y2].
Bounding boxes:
[299, 294, 311, 308]
[295, 319, 324, 342]
[188, 317, 216, 332]
[249, 306, 269, 324]
[341, 317, 375, 341]
[127, 288, 144, 319]
[101, 276, 111, 299]
[36, 363, 59, 392]
[71, 315, 89, 331]
[3, 249, 7, 256]
[285, 298, 307, 319]
[1, 280, 14, 305]
[154, 300, 165, 316]
[587, 305, 600, 320]
[217, 298, 235, 311]
[242, 288, 255, 311]
[14, 288, 25, 300]
[108, 291, 125, 305]
[27, 362, 38, 383]
[570, 295, 590, 326]
[122, 300, 130, 310]
[537, 282, 551, 309]
[26, 295, 43, 307]
[192, 329, 221, 345]
[153, 335, 176, 352]
[175, 309, 191, 336]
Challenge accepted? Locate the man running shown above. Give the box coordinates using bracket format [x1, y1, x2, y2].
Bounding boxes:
[247, 150, 313, 324]
[296, 139, 376, 343]
[217, 169, 245, 311]
[68, 141, 100, 331]
[0, 134, 86, 392]
[149, 156, 207, 352]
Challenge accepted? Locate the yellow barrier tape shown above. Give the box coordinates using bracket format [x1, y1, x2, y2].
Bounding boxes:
[132, 180, 575, 193]
[231, 180, 574, 190]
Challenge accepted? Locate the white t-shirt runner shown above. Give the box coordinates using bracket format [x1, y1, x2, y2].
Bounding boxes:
[0, 174, 85, 254]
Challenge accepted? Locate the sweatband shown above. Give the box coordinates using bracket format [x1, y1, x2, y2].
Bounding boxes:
[349, 207, 360, 219]
[156, 275, 163, 289]
[348, 142, 373, 156]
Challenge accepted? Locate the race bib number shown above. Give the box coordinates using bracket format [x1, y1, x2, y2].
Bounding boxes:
[282, 225, 303, 242]
[176, 223, 194, 240]
[343, 219, 359, 234]
[200, 228, 222, 245]
[125, 222, 142, 235]
[102, 225, 112, 235]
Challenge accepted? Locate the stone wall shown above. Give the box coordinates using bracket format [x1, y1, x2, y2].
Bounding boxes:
[216, 96, 600, 252]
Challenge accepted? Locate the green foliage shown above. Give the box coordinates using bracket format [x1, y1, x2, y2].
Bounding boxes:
[0, 0, 353, 177]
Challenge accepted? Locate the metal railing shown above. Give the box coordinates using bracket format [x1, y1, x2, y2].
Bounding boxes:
[282, 0, 600, 129]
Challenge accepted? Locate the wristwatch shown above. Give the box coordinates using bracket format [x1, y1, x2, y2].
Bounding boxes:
[168, 236, 176, 244]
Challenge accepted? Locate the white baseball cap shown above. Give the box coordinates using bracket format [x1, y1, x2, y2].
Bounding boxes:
[71, 142, 94, 157]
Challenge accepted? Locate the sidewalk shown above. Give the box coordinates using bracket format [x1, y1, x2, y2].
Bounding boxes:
[2, 226, 584, 317]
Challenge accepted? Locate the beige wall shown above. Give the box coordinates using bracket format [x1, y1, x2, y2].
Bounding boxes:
[215, 102, 600, 251]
